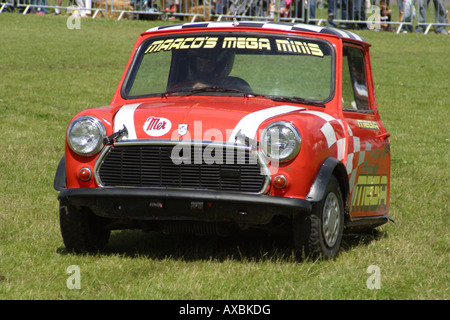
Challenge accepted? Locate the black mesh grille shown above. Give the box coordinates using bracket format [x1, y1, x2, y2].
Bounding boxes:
[97, 144, 266, 193]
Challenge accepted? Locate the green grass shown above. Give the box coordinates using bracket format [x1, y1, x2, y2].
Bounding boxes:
[0, 13, 449, 300]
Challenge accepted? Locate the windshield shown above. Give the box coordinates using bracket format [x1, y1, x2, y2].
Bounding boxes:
[122, 32, 334, 103]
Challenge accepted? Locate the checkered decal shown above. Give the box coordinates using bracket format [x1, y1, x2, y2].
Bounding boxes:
[346, 125, 386, 196]
[301, 111, 377, 197]
[300, 110, 347, 163]
[146, 21, 366, 42]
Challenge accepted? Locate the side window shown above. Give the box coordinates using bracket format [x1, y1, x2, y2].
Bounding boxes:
[342, 46, 369, 111]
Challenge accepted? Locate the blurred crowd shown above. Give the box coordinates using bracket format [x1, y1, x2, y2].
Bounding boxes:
[2, 0, 448, 34]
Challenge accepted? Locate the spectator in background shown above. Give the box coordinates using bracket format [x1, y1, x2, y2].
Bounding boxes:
[415, 0, 447, 34]
[340, 0, 367, 29]
[54, 0, 62, 14]
[25, 0, 47, 14]
[353, 0, 367, 29]
[293, 0, 316, 23]
[280, 0, 291, 17]
[340, 0, 353, 29]
[75, 0, 92, 17]
[380, 0, 392, 31]
[214, 0, 229, 14]
[327, 0, 338, 27]
[162, 0, 178, 12]
[398, 0, 415, 33]
[35, 0, 48, 14]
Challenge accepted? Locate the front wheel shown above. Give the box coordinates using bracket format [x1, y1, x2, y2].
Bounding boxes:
[59, 199, 110, 253]
[293, 175, 344, 260]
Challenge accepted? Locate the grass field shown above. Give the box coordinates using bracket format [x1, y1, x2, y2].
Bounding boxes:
[0, 13, 449, 301]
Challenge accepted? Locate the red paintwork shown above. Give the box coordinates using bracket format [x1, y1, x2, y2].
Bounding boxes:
[64, 24, 390, 221]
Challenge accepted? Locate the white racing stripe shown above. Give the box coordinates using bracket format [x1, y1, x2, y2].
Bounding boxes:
[145, 21, 367, 43]
[114, 103, 141, 140]
[320, 122, 337, 148]
[114, 104, 347, 162]
[301, 110, 336, 122]
[227, 105, 304, 143]
[292, 24, 324, 33]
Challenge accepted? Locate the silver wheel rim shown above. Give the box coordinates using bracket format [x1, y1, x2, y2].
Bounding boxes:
[322, 192, 341, 247]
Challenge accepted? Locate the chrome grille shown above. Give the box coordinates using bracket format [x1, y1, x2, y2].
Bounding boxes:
[96, 143, 267, 193]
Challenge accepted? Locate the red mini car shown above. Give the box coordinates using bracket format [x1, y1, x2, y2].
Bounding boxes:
[54, 21, 391, 259]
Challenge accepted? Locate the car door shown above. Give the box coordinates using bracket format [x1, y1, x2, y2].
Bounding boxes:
[341, 44, 391, 219]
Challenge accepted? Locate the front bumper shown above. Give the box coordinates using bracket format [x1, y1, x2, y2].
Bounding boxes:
[58, 187, 312, 225]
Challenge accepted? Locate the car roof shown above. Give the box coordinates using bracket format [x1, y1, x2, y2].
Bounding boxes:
[145, 21, 367, 43]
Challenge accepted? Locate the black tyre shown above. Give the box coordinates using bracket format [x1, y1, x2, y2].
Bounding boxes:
[59, 199, 110, 253]
[293, 175, 344, 260]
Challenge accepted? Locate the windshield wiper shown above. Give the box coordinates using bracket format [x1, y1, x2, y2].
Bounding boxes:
[270, 96, 325, 107]
[187, 86, 245, 95]
[163, 86, 244, 97]
[162, 88, 191, 97]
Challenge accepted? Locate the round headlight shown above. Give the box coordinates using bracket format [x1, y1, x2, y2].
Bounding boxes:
[67, 116, 106, 156]
[260, 121, 301, 162]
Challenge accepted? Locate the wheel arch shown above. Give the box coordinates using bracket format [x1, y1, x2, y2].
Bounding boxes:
[54, 156, 66, 191]
[306, 157, 350, 217]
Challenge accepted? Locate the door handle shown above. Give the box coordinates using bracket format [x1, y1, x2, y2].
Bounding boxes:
[376, 132, 390, 141]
